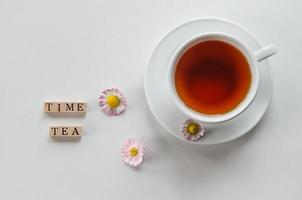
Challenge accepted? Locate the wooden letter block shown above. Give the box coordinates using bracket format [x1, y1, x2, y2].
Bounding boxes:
[49, 126, 83, 140]
[44, 102, 87, 116]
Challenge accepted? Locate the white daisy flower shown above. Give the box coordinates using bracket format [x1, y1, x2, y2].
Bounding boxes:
[182, 119, 206, 141]
[99, 88, 127, 116]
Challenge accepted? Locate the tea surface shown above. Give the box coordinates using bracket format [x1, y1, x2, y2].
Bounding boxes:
[174, 40, 251, 115]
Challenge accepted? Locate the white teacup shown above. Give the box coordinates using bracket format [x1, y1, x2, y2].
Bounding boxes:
[167, 33, 276, 124]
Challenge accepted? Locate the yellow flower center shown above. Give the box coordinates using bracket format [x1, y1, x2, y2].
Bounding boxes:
[106, 95, 120, 108]
[187, 123, 200, 135]
[129, 147, 139, 157]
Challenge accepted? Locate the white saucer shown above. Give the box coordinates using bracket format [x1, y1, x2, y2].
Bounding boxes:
[144, 18, 273, 145]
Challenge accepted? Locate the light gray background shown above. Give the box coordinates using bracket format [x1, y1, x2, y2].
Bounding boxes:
[0, 0, 300, 199]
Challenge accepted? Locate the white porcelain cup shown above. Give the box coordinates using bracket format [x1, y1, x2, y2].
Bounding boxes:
[168, 33, 276, 124]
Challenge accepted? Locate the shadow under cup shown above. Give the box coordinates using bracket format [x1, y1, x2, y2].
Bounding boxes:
[169, 33, 259, 123]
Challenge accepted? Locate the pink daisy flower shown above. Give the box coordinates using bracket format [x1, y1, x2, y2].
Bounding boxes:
[99, 88, 127, 116]
[182, 119, 206, 141]
[121, 138, 144, 167]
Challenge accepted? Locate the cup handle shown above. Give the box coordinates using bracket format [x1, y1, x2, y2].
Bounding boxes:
[254, 44, 277, 62]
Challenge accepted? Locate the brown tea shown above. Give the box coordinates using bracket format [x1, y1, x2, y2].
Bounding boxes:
[174, 40, 251, 115]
